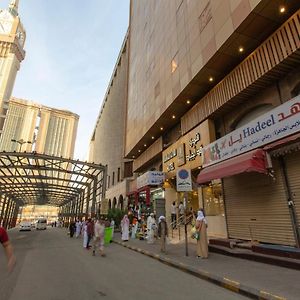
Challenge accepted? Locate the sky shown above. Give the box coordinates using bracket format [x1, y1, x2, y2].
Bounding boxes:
[0, 0, 129, 160]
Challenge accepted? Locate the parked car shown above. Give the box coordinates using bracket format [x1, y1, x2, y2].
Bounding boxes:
[19, 221, 32, 231]
[36, 218, 47, 230]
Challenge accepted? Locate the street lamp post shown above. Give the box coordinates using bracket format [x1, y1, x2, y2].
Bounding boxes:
[11, 139, 32, 152]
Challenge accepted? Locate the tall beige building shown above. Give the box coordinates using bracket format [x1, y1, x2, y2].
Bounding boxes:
[124, 0, 300, 246]
[0, 0, 26, 134]
[0, 97, 79, 158]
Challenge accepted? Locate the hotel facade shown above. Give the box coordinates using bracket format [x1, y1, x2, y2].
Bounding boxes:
[123, 0, 300, 246]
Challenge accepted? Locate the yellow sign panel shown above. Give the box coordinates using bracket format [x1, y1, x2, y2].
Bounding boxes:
[162, 119, 215, 178]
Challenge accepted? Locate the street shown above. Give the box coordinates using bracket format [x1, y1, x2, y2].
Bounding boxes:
[0, 227, 248, 300]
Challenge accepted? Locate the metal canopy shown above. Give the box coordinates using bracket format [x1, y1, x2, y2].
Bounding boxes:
[0, 152, 106, 208]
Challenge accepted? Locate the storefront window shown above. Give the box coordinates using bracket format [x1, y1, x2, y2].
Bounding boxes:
[177, 191, 199, 212]
[202, 182, 224, 216]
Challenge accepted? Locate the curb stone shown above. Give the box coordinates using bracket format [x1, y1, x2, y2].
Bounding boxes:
[113, 240, 286, 300]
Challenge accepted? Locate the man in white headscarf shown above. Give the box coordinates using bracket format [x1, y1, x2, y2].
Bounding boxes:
[158, 216, 168, 253]
[147, 213, 156, 244]
[75, 219, 82, 238]
[92, 219, 105, 257]
[121, 215, 130, 241]
[195, 210, 208, 258]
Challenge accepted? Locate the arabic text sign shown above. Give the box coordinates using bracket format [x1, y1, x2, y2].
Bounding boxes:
[176, 168, 192, 192]
[137, 171, 165, 189]
[202, 95, 300, 167]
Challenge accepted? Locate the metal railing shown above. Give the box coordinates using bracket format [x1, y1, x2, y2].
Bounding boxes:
[169, 214, 194, 240]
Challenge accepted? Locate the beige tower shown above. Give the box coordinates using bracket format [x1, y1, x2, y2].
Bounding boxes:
[0, 0, 26, 134]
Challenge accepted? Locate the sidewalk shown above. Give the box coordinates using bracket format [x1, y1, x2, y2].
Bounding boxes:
[113, 233, 300, 300]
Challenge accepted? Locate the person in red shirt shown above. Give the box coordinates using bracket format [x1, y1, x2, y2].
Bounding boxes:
[0, 226, 16, 272]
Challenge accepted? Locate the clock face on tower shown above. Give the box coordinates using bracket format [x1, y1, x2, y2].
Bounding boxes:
[0, 10, 13, 34]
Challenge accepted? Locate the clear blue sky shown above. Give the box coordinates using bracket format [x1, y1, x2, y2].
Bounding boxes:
[0, 0, 129, 160]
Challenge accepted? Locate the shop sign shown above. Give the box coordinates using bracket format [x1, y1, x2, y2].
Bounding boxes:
[186, 132, 202, 161]
[137, 171, 165, 189]
[177, 143, 186, 166]
[167, 162, 175, 172]
[176, 168, 192, 191]
[203, 95, 300, 167]
[162, 119, 215, 173]
[163, 149, 177, 163]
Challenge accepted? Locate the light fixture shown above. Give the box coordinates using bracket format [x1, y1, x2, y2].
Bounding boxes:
[160, 127, 163, 131]
[144, 144, 147, 147]
[172, 115, 176, 119]
[186, 100, 191, 104]
[239, 46, 244, 53]
[151, 136, 155, 140]
[138, 149, 141, 153]
[209, 77, 214, 82]
[279, 6, 286, 13]
[132, 155, 135, 158]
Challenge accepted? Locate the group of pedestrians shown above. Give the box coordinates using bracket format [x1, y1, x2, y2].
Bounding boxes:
[69, 217, 115, 257]
[120, 208, 209, 258]
[120, 213, 169, 253]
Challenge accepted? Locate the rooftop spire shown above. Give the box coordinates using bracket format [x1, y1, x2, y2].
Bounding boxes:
[9, 0, 19, 16]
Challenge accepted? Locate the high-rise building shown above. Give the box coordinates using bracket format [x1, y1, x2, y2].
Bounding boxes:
[0, 97, 79, 158]
[88, 33, 131, 212]
[123, 1, 300, 246]
[0, 0, 26, 135]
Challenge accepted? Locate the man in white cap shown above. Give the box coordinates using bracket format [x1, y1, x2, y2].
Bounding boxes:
[146, 213, 156, 244]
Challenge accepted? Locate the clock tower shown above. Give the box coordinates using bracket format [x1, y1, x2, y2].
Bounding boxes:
[0, 0, 26, 135]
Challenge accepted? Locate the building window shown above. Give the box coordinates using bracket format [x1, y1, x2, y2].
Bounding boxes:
[112, 172, 115, 186]
[124, 162, 133, 178]
[108, 176, 110, 189]
[117, 167, 120, 182]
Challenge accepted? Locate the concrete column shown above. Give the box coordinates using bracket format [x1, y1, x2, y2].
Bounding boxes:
[0, 196, 7, 225]
[3, 199, 12, 228]
[85, 185, 91, 217]
[80, 192, 84, 217]
[7, 202, 15, 228]
[11, 203, 19, 228]
[91, 178, 97, 217]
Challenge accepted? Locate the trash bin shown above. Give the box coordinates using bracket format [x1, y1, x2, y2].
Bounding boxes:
[104, 227, 113, 245]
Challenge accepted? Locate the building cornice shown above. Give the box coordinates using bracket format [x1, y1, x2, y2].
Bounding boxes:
[0, 39, 25, 61]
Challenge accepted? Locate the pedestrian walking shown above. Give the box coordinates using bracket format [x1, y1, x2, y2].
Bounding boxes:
[195, 210, 208, 258]
[0, 226, 16, 272]
[75, 219, 82, 238]
[171, 201, 177, 229]
[92, 219, 105, 257]
[110, 218, 115, 240]
[86, 218, 94, 249]
[158, 216, 168, 253]
[121, 215, 129, 241]
[69, 220, 76, 238]
[82, 220, 88, 248]
[146, 213, 156, 244]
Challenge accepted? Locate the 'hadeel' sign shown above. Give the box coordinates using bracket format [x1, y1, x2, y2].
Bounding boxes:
[202, 95, 300, 167]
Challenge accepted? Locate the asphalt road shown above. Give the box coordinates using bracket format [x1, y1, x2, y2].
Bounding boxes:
[0, 227, 248, 300]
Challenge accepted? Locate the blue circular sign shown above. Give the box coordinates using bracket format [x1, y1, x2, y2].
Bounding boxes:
[178, 169, 189, 179]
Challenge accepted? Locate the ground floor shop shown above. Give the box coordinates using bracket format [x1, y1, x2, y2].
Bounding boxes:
[163, 180, 227, 238]
[197, 93, 300, 247]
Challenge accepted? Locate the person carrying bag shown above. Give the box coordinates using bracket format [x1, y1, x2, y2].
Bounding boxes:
[195, 210, 208, 258]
